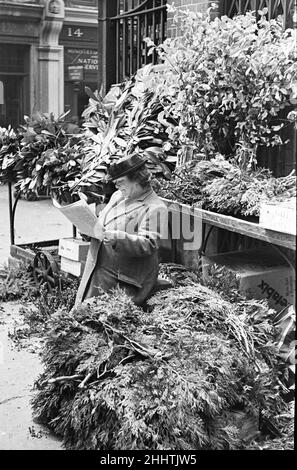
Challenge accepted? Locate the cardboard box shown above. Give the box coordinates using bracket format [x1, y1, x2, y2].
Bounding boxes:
[60, 256, 86, 277]
[259, 199, 296, 235]
[202, 248, 295, 312]
[58, 238, 89, 262]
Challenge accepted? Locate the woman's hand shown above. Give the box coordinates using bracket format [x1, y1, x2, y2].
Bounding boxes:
[79, 232, 91, 242]
[102, 229, 117, 247]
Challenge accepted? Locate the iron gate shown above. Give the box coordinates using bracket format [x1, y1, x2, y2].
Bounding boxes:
[112, 0, 167, 83]
[222, 0, 296, 28]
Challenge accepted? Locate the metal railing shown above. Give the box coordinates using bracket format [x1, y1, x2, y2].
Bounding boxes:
[223, 0, 296, 28]
[112, 0, 167, 83]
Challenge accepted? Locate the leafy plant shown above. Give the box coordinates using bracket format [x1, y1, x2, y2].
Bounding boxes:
[148, 8, 297, 167]
[71, 65, 179, 199]
[1, 67, 179, 204]
[14, 113, 82, 204]
[273, 305, 296, 401]
[248, 394, 295, 450]
[0, 126, 22, 183]
[0, 113, 82, 204]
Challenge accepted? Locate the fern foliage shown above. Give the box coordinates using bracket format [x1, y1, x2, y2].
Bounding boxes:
[31, 279, 292, 450]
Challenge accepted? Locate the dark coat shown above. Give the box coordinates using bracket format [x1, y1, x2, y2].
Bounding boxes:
[75, 188, 168, 306]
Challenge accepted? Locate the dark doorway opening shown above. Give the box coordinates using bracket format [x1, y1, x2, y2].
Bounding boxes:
[0, 44, 29, 128]
[0, 75, 25, 128]
[64, 80, 97, 126]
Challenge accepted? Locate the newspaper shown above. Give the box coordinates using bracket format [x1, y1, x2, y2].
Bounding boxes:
[52, 198, 104, 239]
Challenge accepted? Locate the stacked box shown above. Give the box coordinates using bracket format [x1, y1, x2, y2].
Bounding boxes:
[202, 247, 295, 312]
[60, 256, 86, 277]
[259, 199, 296, 235]
[59, 238, 90, 277]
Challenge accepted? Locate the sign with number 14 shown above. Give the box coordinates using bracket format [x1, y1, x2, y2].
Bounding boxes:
[68, 27, 83, 38]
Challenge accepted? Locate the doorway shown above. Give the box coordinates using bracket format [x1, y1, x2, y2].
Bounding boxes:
[0, 44, 29, 128]
[64, 80, 97, 126]
[0, 75, 25, 128]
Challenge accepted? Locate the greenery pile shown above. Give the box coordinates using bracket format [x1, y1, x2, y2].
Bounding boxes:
[0, 262, 39, 302]
[156, 155, 296, 217]
[148, 8, 297, 167]
[159, 261, 295, 406]
[247, 400, 294, 450]
[18, 276, 80, 336]
[0, 258, 79, 341]
[158, 262, 200, 286]
[31, 278, 292, 450]
[8, 275, 80, 347]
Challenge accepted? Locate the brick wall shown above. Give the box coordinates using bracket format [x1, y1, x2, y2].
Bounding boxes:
[166, 0, 220, 38]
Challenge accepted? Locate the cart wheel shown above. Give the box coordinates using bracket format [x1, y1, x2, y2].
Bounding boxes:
[32, 251, 59, 291]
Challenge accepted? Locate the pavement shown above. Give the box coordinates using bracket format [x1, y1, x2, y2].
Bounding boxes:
[0, 183, 73, 450]
[0, 302, 63, 450]
[0, 183, 73, 267]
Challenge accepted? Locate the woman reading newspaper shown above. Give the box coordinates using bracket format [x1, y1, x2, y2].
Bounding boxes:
[75, 154, 168, 307]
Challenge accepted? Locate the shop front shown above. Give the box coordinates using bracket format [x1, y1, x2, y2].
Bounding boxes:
[0, 0, 98, 125]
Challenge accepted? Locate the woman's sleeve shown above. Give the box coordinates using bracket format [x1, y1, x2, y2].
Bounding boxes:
[92, 191, 121, 240]
[113, 205, 168, 257]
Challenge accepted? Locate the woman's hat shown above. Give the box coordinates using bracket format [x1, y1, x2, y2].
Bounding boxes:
[108, 154, 147, 180]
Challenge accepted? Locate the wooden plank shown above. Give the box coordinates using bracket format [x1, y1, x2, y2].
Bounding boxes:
[10, 245, 35, 262]
[161, 198, 296, 250]
[195, 208, 296, 250]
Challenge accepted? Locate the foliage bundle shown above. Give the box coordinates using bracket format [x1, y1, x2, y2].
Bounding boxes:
[0, 113, 82, 204]
[20, 276, 80, 334]
[0, 262, 38, 302]
[158, 262, 200, 286]
[156, 155, 296, 217]
[1, 264, 80, 346]
[31, 278, 292, 450]
[0, 70, 178, 202]
[71, 66, 178, 199]
[0, 260, 79, 320]
[0, 126, 21, 183]
[148, 8, 297, 166]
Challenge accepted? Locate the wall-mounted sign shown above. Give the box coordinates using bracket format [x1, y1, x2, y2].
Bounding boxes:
[0, 21, 38, 38]
[60, 25, 98, 43]
[68, 65, 84, 81]
[64, 47, 98, 82]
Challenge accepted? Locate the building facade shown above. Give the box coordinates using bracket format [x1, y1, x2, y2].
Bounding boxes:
[0, 0, 98, 127]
